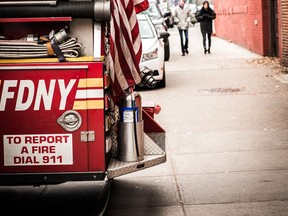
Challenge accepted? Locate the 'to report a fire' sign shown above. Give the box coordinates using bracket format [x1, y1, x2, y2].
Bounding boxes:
[3, 134, 73, 166]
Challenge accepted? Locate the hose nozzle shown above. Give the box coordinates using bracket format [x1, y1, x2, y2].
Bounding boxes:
[139, 67, 157, 88]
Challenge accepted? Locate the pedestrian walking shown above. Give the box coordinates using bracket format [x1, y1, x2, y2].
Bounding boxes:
[196, 1, 216, 54]
[173, 0, 191, 56]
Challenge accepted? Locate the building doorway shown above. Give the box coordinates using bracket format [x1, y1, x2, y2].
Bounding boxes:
[270, 0, 279, 56]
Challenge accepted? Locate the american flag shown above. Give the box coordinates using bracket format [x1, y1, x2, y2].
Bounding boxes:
[108, 0, 149, 103]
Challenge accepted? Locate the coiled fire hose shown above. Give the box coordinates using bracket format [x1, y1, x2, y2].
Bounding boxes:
[0, 29, 82, 61]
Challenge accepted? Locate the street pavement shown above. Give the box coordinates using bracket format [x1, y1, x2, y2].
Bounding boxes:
[0, 180, 111, 215]
[1, 22, 287, 216]
[105, 23, 288, 215]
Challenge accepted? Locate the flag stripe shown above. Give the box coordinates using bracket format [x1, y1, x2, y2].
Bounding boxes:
[115, 0, 141, 83]
[109, 0, 149, 102]
[116, 1, 139, 84]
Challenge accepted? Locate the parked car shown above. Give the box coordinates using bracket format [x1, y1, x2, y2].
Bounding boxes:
[158, 0, 174, 28]
[141, 0, 170, 61]
[137, 13, 170, 88]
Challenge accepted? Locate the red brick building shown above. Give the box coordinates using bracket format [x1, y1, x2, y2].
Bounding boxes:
[213, 0, 288, 67]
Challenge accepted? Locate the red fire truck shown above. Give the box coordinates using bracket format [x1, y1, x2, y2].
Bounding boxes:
[0, 0, 166, 185]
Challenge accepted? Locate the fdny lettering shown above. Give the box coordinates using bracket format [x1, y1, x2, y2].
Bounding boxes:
[0, 79, 76, 111]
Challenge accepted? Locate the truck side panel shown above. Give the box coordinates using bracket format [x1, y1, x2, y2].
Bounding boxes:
[0, 62, 106, 183]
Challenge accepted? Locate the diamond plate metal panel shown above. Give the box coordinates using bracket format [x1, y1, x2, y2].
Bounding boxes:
[107, 132, 166, 179]
[107, 155, 166, 179]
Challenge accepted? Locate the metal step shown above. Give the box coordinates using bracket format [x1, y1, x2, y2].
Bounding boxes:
[107, 132, 166, 179]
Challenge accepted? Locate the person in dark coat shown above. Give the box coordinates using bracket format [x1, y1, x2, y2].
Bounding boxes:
[196, 1, 216, 54]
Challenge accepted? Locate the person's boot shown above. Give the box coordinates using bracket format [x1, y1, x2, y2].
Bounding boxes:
[182, 46, 185, 56]
[204, 47, 207, 54]
[208, 46, 211, 54]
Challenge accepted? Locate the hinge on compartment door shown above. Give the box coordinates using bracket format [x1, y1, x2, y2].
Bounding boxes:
[81, 131, 95, 142]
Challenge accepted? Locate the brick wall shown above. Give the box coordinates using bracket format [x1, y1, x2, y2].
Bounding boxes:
[214, 0, 269, 56]
[281, 1, 288, 66]
[214, 0, 287, 67]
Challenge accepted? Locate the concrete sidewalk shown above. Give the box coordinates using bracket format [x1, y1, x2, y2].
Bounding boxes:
[105, 23, 288, 215]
